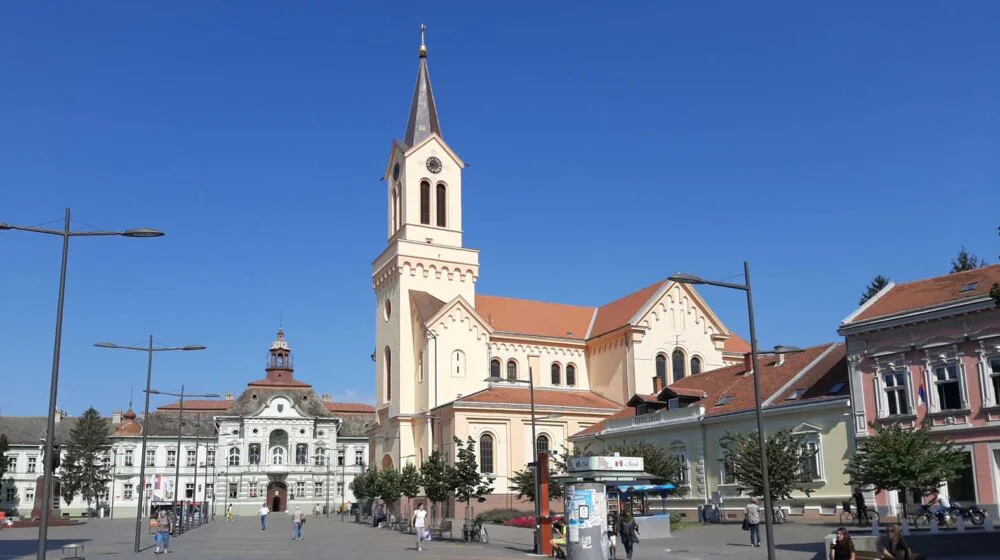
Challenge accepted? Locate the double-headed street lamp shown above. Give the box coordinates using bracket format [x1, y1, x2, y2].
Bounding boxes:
[2, 209, 163, 560]
[669, 262, 802, 560]
[94, 338, 205, 552]
[484, 369, 540, 553]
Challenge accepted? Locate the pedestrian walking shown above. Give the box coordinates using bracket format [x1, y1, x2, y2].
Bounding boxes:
[616, 510, 639, 560]
[292, 505, 305, 540]
[744, 497, 762, 548]
[226, 504, 233, 522]
[259, 503, 270, 530]
[607, 512, 618, 560]
[412, 502, 428, 551]
[154, 510, 172, 554]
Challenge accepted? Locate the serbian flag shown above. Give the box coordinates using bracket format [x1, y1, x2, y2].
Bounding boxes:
[918, 383, 928, 406]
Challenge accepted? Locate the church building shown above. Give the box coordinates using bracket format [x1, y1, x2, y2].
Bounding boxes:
[369, 30, 749, 510]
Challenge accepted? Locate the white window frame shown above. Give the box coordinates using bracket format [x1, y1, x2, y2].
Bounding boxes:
[719, 447, 737, 486]
[272, 447, 285, 465]
[982, 352, 1000, 407]
[6, 456, 17, 473]
[124, 449, 135, 467]
[314, 481, 323, 497]
[123, 484, 134, 500]
[355, 449, 364, 466]
[166, 449, 177, 468]
[931, 361, 967, 412]
[186, 449, 197, 467]
[25, 486, 35, 503]
[145, 449, 156, 467]
[669, 442, 689, 486]
[296, 481, 306, 499]
[878, 370, 914, 418]
[27, 456, 37, 474]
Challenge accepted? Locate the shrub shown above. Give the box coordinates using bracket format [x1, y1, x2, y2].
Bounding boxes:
[477, 508, 530, 524]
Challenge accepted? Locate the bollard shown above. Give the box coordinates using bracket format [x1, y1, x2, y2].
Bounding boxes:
[957, 514, 965, 532]
[871, 516, 879, 536]
[930, 517, 939, 533]
[901, 518, 911, 535]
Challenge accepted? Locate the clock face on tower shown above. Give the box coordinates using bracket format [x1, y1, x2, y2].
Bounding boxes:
[426, 157, 442, 174]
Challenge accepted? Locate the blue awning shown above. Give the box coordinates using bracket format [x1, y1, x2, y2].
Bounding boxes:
[606, 483, 676, 492]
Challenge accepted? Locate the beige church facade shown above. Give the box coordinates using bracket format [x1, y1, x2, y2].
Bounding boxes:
[368, 33, 749, 510]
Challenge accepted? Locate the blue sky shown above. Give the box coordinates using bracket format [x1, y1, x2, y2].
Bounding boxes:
[1, 2, 997, 416]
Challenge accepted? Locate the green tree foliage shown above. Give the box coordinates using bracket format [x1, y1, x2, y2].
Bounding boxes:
[374, 467, 403, 511]
[719, 429, 816, 502]
[845, 423, 967, 517]
[450, 436, 495, 524]
[509, 446, 579, 502]
[950, 247, 987, 273]
[419, 450, 452, 521]
[349, 465, 375, 502]
[604, 440, 688, 495]
[399, 462, 423, 519]
[0, 434, 9, 480]
[859, 274, 891, 306]
[59, 407, 111, 509]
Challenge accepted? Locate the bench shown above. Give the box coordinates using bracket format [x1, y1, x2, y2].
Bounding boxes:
[429, 519, 452, 540]
[60, 543, 84, 559]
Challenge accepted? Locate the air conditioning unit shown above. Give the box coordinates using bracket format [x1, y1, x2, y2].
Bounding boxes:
[668, 398, 680, 410]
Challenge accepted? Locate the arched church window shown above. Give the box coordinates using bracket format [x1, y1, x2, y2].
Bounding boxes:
[691, 356, 702, 375]
[420, 181, 431, 225]
[479, 434, 495, 474]
[506, 360, 518, 381]
[228, 447, 240, 466]
[656, 354, 667, 383]
[672, 349, 686, 383]
[384, 346, 392, 401]
[391, 187, 400, 232]
[490, 359, 501, 379]
[551, 363, 561, 385]
[436, 184, 447, 227]
[535, 434, 550, 456]
[566, 364, 577, 386]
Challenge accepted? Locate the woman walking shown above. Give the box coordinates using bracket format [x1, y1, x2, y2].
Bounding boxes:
[154, 510, 171, 554]
[744, 497, 762, 548]
[616, 510, 639, 560]
[830, 527, 856, 560]
[412, 503, 428, 551]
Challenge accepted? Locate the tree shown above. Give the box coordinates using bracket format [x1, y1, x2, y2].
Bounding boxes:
[859, 275, 891, 306]
[59, 408, 111, 510]
[845, 423, 968, 518]
[0, 434, 8, 480]
[950, 247, 987, 273]
[508, 446, 577, 503]
[420, 450, 452, 524]
[350, 465, 378, 516]
[605, 440, 686, 494]
[449, 436, 495, 526]
[399, 462, 423, 520]
[719, 429, 816, 502]
[374, 467, 403, 515]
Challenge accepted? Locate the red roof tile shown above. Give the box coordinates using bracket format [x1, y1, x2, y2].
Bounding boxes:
[590, 280, 666, 338]
[574, 407, 637, 437]
[851, 265, 1000, 323]
[723, 334, 751, 354]
[247, 377, 313, 388]
[476, 295, 595, 340]
[324, 402, 376, 413]
[158, 399, 232, 411]
[454, 386, 621, 410]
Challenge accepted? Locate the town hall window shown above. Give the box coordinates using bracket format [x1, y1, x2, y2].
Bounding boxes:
[655, 354, 667, 383]
[479, 434, 495, 474]
[991, 356, 1000, 404]
[490, 359, 501, 379]
[883, 372, 911, 416]
[228, 447, 240, 466]
[436, 184, 447, 227]
[672, 350, 686, 383]
[506, 360, 518, 381]
[535, 434, 550, 456]
[551, 363, 561, 385]
[566, 364, 577, 386]
[934, 363, 963, 411]
[249, 444, 261, 465]
[420, 181, 431, 224]
[296, 444, 309, 465]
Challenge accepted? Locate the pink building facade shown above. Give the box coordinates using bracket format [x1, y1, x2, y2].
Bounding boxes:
[839, 265, 1000, 517]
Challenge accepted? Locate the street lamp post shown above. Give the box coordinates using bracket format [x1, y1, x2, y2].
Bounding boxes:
[669, 262, 802, 560]
[313, 450, 331, 519]
[484, 368, 539, 553]
[94, 338, 205, 552]
[2, 209, 163, 560]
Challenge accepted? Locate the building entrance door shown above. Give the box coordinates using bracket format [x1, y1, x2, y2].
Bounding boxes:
[267, 481, 287, 513]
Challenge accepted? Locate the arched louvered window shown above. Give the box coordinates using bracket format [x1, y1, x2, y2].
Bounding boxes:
[479, 434, 495, 474]
[490, 358, 501, 379]
[506, 360, 518, 381]
[691, 356, 702, 375]
[551, 363, 561, 385]
[436, 184, 447, 227]
[420, 181, 431, 225]
[566, 364, 577, 386]
[672, 350, 686, 383]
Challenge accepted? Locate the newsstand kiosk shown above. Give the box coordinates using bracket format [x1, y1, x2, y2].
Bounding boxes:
[556, 455, 660, 560]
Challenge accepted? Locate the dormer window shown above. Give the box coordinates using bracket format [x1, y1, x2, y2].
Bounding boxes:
[959, 282, 978, 293]
[827, 382, 847, 395]
[715, 395, 733, 407]
[786, 389, 806, 401]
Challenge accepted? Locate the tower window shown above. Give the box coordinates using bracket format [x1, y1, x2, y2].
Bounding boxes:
[672, 350, 686, 383]
[391, 187, 399, 233]
[420, 181, 431, 225]
[566, 364, 577, 386]
[551, 363, 561, 385]
[384, 346, 392, 401]
[506, 360, 518, 381]
[436, 184, 447, 227]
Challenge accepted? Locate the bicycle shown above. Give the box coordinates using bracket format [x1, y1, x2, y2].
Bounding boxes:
[464, 518, 489, 544]
[770, 506, 788, 524]
[839, 506, 880, 527]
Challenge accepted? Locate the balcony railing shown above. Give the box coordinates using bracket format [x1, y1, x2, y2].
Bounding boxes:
[604, 405, 705, 433]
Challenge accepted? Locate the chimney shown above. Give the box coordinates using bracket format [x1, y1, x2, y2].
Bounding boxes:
[112, 409, 123, 425]
[775, 352, 785, 366]
[225, 392, 235, 400]
[652, 376, 665, 394]
[743, 353, 753, 375]
[322, 393, 332, 402]
[54, 409, 63, 423]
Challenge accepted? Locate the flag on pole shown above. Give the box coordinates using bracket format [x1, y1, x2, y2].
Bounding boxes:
[918, 383, 927, 405]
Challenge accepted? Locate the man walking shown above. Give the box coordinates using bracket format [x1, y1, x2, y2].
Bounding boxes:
[258, 503, 269, 530]
[292, 505, 305, 541]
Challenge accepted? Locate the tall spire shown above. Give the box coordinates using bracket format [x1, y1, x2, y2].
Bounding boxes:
[403, 24, 441, 147]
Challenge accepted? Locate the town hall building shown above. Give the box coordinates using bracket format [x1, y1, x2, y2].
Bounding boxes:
[368, 31, 750, 509]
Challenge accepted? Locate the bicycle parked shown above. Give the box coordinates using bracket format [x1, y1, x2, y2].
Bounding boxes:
[840, 504, 880, 527]
[463, 517, 489, 544]
[769, 506, 788, 524]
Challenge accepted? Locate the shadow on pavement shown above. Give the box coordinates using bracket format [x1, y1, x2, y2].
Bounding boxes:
[0, 538, 93, 558]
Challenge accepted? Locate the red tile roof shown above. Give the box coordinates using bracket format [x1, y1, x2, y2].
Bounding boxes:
[590, 280, 666, 338]
[851, 265, 1000, 323]
[575, 407, 637, 437]
[572, 343, 847, 437]
[324, 402, 376, 413]
[158, 399, 232, 411]
[453, 386, 621, 410]
[476, 295, 595, 340]
[723, 334, 751, 354]
[247, 377, 313, 388]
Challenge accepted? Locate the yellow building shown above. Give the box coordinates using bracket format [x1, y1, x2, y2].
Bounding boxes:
[571, 343, 855, 520]
[368, 31, 748, 510]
